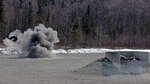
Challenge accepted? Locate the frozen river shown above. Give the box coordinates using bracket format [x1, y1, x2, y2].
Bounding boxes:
[0, 53, 150, 84]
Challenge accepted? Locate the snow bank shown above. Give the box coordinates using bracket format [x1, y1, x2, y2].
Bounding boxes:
[67, 48, 112, 53]
[52, 49, 67, 53]
[0, 48, 19, 55]
[1, 48, 150, 55]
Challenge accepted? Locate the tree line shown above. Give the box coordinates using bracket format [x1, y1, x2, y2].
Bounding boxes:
[0, 0, 150, 48]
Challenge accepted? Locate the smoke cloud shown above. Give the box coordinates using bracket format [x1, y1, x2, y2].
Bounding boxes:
[3, 24, 59, 58]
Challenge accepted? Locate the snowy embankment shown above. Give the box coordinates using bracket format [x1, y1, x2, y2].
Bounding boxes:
[52, 48, 112, 53]
[0, 48, 19, 55]
[1, 48, 150, 55]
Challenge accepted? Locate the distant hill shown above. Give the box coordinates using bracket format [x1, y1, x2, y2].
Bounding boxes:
[0, 0, 150, 48]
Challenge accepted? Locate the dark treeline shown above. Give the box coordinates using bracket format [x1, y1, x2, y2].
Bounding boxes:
[0, 0, 150, 48]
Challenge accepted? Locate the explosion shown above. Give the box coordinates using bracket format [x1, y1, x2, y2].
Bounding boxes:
[3, 24, 59, 58]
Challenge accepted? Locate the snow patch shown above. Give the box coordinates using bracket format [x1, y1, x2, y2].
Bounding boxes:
[67, 48, 112, 53]
[1, 48, 150, 55]
[0, 48, 19, 55]
[52, 49, 67, 54]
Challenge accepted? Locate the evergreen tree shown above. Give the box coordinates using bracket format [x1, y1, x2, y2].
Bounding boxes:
[28, 1, 33, 28]
[19, 0, 23, 8]
[51, 0, 55, 5]
[36, 0, 45, 25]
[0, 0, 6, 37]
[82, 5, 95, 37]
[71, 17, 84, 46]
[46, 10, 50, 27]
[61, 0, 65, 8]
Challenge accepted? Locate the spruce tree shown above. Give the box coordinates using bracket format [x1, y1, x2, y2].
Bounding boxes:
[72, 17, 83, 46]
[51, 0, 55, 5]
[0, 0, 6, 37]
[83, 5, 95, 37]
[28, 1, 33, 28]
[36, 0, 45, 25]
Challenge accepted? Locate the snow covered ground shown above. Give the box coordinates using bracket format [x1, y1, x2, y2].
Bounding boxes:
[1, 47, 150, 55]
